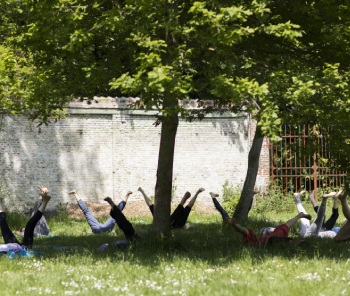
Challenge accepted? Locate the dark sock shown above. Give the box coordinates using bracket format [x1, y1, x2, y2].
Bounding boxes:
[212, 198, 229, 221]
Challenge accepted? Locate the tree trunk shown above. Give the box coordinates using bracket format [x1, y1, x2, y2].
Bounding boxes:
[152, 114, 179, 234]
[233, 124, 264, 222]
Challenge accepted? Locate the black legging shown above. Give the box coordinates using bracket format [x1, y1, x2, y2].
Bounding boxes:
[109, 206, 137, 241]
[149, 204, 191, 229]
[0, 211, 43, 247]
[313, 206, 339, 230]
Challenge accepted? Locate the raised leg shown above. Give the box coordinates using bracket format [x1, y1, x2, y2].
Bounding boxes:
[285, 212, 312, 229]
[187, 188, 205, 208]
[294, 190, 310, 236]
[70, 190, 104, 233]
[324, 192, 340, 230]
[173, 188, 205, 228]
[335, 190, 350, 241]
[170, 191, 191, 227]
[22, 187, 52, 246]
[304, 191, 336, 237]
[116, 191, 132, 212]
[138, 187, 154, 216]
[210, 192, 229, 221]
[105, 197, 137, 241]
[0, 197, 21, 244]
[179, 191, 191, 206]
[308, 190, 318, 209]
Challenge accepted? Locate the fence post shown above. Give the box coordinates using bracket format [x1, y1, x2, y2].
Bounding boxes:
[313, 152, 318, 203]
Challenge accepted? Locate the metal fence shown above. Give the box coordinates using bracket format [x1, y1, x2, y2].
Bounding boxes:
[270, 125, 346, 202]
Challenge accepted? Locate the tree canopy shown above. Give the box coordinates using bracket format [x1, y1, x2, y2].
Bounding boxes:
[2, 0, 350, 229]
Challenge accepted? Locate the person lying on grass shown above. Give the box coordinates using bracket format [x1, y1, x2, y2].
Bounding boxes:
[210, 192, 311, 247]
[14, 190, 51, 237]
[308, 189, 339, 231]
[334, 190, 350, 242]
[260, 190, 342, 239]
[0, 186, 51, 248]
[69, 190, 132, 234]
[138, 187, 205, 229]
[104, 196, 139, 242]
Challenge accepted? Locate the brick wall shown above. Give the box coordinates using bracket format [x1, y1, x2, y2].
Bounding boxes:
[0, 98, 269, 210]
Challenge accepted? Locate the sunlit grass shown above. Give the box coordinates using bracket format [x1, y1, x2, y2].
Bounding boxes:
[1, 204, 349, 296]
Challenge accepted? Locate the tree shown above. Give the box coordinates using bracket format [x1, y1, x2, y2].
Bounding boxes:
[0, 4, 66, 123]
[233, 1, 350, 221]
[2, 0, 350, 230]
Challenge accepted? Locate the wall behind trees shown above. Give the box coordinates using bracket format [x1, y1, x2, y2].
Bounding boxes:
[0, 97, 269, 209]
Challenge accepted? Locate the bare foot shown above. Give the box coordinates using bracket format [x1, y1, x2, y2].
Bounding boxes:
[338, 189, 347, 201]
[183, 191, 191, 200]
[210, 192, 219, 198]
[138, 187, 143, 192]
[293, 190, 306, 201]
[127, 191, 133, 195]
[334, 189, 344, 199]
[104, 196, 112, 203]
[299, 212, 312, 220]
[38, 186, 49, 195]
[197, 188, 205, 193]
[322, 192, 337, 198]
[69, 190, 80, 202]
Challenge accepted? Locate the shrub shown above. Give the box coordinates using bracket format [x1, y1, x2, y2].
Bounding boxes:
[221, 180, 242, 216]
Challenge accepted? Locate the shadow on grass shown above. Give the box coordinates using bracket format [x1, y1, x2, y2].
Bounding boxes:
[2, 213, 349, 267]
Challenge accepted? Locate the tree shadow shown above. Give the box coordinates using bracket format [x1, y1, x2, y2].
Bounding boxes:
[26, 218, 350, 267]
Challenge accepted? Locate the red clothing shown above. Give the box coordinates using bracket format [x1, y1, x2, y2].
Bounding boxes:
[243, 224, 289, 247]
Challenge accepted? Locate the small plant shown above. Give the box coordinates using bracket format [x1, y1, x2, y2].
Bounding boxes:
[221, 180, 242, 216]
[56, 201, 69, 220]
[253, 184, 296, 214]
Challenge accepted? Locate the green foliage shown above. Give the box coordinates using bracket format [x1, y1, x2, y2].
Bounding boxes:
[252, 184, 345, 215]
[252, 184, 296, 214]
[221, 180, 242, 216]
[55, 201, 69, 221]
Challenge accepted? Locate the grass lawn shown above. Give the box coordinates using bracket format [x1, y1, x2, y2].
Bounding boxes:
[0, 201, 349, 296]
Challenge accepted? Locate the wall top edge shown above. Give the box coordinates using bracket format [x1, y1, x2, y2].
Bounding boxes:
[65, 108, 247, 118]
[68, 97, 245, 110]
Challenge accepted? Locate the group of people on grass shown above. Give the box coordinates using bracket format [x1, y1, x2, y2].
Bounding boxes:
[1, 185, 350, 252]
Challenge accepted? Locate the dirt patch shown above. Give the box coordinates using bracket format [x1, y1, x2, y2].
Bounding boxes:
[65, 201, 216, 220]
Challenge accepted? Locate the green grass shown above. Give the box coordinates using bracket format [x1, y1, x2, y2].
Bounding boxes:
[1, 201, 350, 296]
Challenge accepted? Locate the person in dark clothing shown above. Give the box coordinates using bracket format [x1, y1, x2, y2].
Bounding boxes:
[0, 186, 51, 247]
[104, 196, 138, 241]
[14, 195, 50, 237]
[138, 187, 205, 229]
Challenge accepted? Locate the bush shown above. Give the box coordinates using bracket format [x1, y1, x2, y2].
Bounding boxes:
[252, 185, 295, 214]
[221, 180, 242, 216]
[252, 184, 345, 215]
